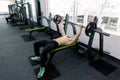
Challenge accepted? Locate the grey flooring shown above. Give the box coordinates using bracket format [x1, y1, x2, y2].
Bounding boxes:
[0, 15, 120, 80]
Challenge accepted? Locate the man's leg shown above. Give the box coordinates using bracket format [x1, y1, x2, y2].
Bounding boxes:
[31, 40, 48, 61]
[6, 17, 9, 23]
[37, 41, 58, 78]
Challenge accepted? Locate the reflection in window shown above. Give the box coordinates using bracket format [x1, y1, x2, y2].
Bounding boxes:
[77, 15, 84, 24]
[101, 17, 109, 24]
[100, 16, 118, 31]
[87, 15, 94, 23]
[48, 0, 120, 36]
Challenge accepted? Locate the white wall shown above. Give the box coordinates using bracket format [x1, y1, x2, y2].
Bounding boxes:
[40, 0, 120, 59]
[40, 0, 48, 16]
[104, 35, 120, 59]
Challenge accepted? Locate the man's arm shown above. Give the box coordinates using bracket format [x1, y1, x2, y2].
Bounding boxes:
[73, 24, 83, 41]
[58, 20, 66, 36]
[66, 25, 83, 45]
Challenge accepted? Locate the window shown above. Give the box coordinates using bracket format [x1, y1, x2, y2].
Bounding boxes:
[48, 0, 120, 36]
[87, 15, 94, 23]
[100, 16, 118, 31]
[77, 0, 120, 36]
[48, 0, 75, 20]
[77, 15, 84, 24]
[0, 1, 11, 14]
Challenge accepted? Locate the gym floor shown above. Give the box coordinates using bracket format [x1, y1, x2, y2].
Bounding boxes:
[0, 15, 120, 80]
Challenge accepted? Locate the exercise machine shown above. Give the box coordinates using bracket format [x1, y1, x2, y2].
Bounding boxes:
[47, 14, 63, 39]
[75, 17, 110, 62]
[6, 4, 15, 23]
[21, 12, 52, 42]
[6, 0, 30, 27]
[29, 14, 78, 79]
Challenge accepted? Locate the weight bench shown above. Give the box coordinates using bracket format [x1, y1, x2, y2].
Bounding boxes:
[29, 42, 76, 66]
[48, 43, 76, 63]
[29, 43, 76, 80]
[21, 12, 52, 42]
[21, 26, 47, 42]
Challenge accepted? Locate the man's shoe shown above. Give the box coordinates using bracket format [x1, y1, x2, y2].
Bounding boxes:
[37, 67, 45, 78]
[30, 56, 41, 61]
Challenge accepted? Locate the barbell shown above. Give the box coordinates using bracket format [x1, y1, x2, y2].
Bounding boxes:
[64, 20, 110, 37]
[52, 14, 110, 37]
[53, 15, 62, 24]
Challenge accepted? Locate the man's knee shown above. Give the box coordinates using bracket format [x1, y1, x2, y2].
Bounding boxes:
[42, 45, 53, 56]
[34, 42, 39, 47]
[6, 18, 8, 20]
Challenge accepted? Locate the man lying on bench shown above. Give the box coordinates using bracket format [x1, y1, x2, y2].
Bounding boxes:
[30, 19, 83, 78]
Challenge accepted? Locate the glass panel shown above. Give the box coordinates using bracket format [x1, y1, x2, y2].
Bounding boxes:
[77, 0, 120, 36]
[100, 16, 119, 31]
[49, 0, 74, 19]
[0, 1, 11, 14]
[77, 15, 84, 24]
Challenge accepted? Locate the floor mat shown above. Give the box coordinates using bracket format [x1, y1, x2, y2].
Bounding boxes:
[34, 62, 61, 80]
[89, 59, 117, 76]
[29, 56, 40, 66]
[21, 34, 35, 42]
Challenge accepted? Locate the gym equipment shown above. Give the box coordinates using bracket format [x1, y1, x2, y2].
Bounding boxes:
[53, 15, 62, 24]
[18, 2, 32, 29]
[53, 14, 62, 33]
[68, 17, 116, 75]
[18, 4, 28, 27]
[45, 14, 64, 39]
[8, 5, 14, 15]
[20, 0, 24, 4]
[29, 43, 75, 66]
[73, 17, 116, 75]
[6, 4, 18, 23]
[32, 14, 79, 68]
[88, 24, 109, 61]
[64, 14, 79, 34]
[29, 43, 75, 79]
[35, 0, 42, 25]
[76, 22, 110, 61]
[64, 15, 110, 62]
[87, 25, 116, 76]
[50, 14, 63, 39]
[6, 13, 15, 23]
[29, 43, 76, 80]
[93, 16, 98, 24]
[6, 0, 29, 27]
[85, 22, 97, 36]
[29, 15, 79, 79]
[21, 12, 52, 42]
